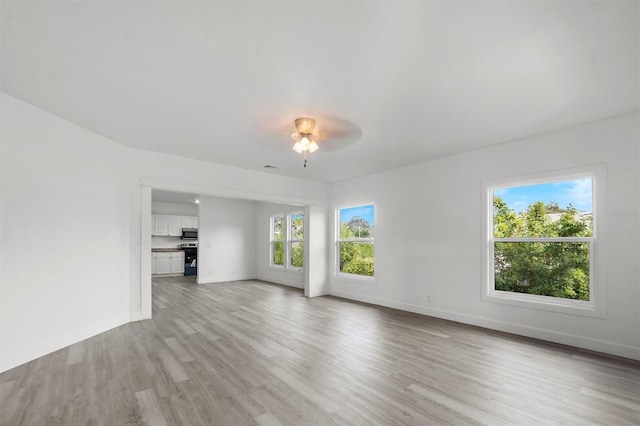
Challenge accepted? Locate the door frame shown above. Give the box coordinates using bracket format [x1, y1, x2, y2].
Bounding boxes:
[139, 177, 316, 319]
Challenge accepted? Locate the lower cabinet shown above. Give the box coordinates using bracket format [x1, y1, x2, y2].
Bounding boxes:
[151, 251, 185, 276]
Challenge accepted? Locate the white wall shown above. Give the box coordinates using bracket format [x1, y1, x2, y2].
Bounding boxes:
[152, 201, 198, 216]
[255, 202, 306, 289]
[0, 93, 132, 372]
[197, 196, 256, 283]
[330, 113, 640, 360]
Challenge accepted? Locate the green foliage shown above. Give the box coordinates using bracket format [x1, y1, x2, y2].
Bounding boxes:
[494, 197, 522, 238]
[273, 242, 284, 266]
[291, 215, 304, 240]
[340, 223, 354, 239]
[342, 256, 374, 276]
[557, 206, 592, 237]
[291, 242, 303, 267]
[346, 216, 372, 238]
[273, 216, 284, 241]
[493, 196, 591, 301]
[340, 242, 374, 276]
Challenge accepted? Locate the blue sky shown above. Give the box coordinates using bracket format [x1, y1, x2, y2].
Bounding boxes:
[341, 204, 375, 225]
[494, 178, 592, 213]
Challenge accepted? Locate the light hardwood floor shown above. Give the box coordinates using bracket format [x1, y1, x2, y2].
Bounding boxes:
[1, 277, 639, 425]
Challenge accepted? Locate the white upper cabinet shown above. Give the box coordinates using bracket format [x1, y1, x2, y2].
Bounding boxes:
[182, 215, 198, 229]
[153, 214, 170, 236]
[169, 215, 183, 236]
[152, 214, 198, 236]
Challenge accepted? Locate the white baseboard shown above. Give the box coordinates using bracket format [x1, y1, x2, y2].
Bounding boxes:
[329, 290, 640, 361]
[0, 314, 130, 373]
[309, 288, 330, 298]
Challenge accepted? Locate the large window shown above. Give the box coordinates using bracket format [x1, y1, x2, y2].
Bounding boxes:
[271, 212, 304, 270]
[337, 204, 375, 277]
[484, 169, 600, 314]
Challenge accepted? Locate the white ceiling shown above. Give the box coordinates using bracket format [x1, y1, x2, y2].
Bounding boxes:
[1, 0, 638, 182]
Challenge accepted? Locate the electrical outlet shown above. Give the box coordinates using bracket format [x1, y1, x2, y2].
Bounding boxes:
[426, 295, 432, 303]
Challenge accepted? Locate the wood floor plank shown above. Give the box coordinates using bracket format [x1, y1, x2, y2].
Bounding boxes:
[254, 411, 284, 426]
[135, 388, 167, 426]
[156, 350, 190, 384]
[164, 337, 195, 363]
[1, 276, 639, 425]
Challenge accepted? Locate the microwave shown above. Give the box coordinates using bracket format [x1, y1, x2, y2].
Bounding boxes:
[181, 228, 198, 240]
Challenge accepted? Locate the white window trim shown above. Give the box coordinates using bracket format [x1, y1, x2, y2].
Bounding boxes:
[481, 165, 606, 318]
[335, 203, 376, 281]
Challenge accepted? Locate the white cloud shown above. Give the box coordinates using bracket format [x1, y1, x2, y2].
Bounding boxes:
[561, 178, 593, 212]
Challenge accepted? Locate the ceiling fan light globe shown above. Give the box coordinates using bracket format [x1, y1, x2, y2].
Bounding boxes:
[300, 136, 311, 150]
[292, 141, 304, 153]
[309, 141, 319, 153]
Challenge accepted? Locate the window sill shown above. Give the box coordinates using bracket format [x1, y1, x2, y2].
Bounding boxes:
[269, 265, 303, 273]
[335, 272, 375, 283]
[482, 290, 604, 318]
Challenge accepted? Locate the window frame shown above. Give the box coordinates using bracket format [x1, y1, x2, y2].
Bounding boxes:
[335, 203, 376, 281]
[481, 165, 606, 318]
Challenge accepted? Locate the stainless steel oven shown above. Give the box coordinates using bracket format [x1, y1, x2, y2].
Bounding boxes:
[181, 242, 197, 276]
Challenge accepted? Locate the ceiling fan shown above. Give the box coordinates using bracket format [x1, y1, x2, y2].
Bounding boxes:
[257, 114, 363, 168]
[291, 117, 319, 168]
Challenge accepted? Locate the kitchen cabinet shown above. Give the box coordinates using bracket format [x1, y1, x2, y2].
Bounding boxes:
[153, 214, 170, 236]
[182, 215, 198, 229]
[152, 214, 198, 236]
[170, 254, 184, 273]
[156, 256, 171, 274]
[152, 251, 185, 275]
[169, 215, 183, 236]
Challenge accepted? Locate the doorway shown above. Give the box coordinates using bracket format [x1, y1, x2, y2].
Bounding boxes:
[138, 180, 314, 320]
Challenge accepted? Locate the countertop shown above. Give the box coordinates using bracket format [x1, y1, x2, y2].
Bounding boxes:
[152, 248, 183, 252]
